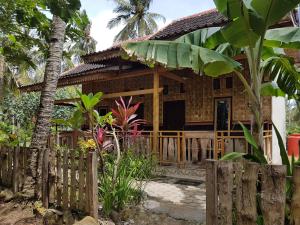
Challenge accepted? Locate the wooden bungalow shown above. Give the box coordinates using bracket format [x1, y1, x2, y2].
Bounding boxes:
[21, 9, 291, 166]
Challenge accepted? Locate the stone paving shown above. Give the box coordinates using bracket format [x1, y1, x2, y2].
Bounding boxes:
[142, 166, 206, 224]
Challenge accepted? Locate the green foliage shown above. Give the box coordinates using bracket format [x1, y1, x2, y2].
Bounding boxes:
[262, 56, 300, 98]
[99, 151, 155, 216]
[220, 152, 246, 161]
[260, 83, 286, 98]
[239, 122, 268, 164]
[122, 150, 157, 180]
[1, 92, 39, 128]
[123, 40, 241, 76]
[265, 27, 300, 49]
[0, 0, 93, 93]
[273, 123, 292, 175]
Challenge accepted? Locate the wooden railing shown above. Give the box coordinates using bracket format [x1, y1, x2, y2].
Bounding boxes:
[52, 129, 273, 167]
[158, 131, 214, 166]
[215, 130, 272, 162]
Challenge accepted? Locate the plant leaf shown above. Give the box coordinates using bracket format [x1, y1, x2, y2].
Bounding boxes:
[239, 122, 258, 150]
[262, 56, 300, 98]
[250, 0, 300, 27]
[265, 27, 300, 49]
[261, 82, 286, 97]
[273, 122, 291, 176]
[239, 122, 268, 164]
[122, 41, 241, 76]
[221, 152, 246, 161]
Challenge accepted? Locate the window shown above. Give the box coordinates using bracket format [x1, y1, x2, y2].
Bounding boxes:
[213, 78, 221, 90]
[226, 77, 233, 89]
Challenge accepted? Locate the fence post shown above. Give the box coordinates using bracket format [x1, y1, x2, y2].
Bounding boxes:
[206, 160, 218, 225]
[261, 165, 286, 225]
[217, 161, 233, 225]
[236, 162, 258, 225]
[42, 148, 49, 208]
[291, 166, 300, 224]
[86, 151, 98, 219]
[12, 147, 19, 193]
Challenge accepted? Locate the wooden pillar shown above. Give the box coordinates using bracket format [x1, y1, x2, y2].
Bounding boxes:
[153, 68, 160, 155]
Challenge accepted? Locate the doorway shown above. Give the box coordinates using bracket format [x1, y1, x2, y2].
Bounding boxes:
[214, 98, 231, 131]
[163, 100, 185, 130]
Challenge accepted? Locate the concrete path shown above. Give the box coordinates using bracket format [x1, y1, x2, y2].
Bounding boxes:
[142, 171, 206, 224]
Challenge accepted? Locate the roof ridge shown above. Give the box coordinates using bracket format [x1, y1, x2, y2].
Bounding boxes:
[172, 8, 217, 23]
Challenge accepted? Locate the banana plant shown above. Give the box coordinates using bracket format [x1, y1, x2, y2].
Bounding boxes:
[122, 0, 300, 153]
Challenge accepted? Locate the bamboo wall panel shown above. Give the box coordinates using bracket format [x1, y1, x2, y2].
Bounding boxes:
[82, 65, 272, 126]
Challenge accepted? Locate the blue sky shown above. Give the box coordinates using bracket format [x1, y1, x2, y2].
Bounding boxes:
[80, 0, 215, 51]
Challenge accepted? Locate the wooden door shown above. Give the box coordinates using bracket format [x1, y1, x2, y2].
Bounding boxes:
[163, 100, 185, 130]
[214, 98, 231, 131]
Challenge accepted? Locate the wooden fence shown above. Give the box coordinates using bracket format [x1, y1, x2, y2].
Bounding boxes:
[206, 160, 300, 225]
[0, 146, 99, 219]
[0, 147, 28, 192]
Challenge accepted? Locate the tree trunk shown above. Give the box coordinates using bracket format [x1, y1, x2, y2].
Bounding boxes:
[24, 16, 66, 198]
[0, 55, 5, 102]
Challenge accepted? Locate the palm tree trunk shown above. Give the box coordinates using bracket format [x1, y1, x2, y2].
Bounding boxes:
[0, 55, 5, 102]
[24, 15, 66, 198]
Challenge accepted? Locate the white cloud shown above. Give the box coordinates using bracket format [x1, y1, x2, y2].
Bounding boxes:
[90, 10, 122, 51]
[90, 10, 171, 52]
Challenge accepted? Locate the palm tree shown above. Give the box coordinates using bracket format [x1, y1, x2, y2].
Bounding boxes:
[63, 10, 97, 71]
[108, 0, 166, 42]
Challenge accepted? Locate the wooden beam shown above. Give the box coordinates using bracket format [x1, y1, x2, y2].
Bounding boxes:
[103, 88, 163, 99]
[152, 68, 160, 155]
[54, 88, 163, 105]
[160, 71, 186, 83]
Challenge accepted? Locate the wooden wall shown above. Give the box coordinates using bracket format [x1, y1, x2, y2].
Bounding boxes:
[82, 66, 272, 129]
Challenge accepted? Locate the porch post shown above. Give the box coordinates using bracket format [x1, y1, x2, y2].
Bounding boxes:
[153, 68, 160, 155]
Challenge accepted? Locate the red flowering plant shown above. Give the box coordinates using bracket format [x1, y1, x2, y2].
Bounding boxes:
[111, 96, 146, 150]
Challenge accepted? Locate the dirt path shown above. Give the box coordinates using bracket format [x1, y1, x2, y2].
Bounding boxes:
[0, 200, 42, 225]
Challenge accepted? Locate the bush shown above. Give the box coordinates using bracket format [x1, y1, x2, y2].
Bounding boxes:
[99, 151, 156, 216]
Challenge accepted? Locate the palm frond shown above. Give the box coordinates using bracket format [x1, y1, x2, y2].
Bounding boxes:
[147, 12, 166, 23]
[107, 14, 130, 29]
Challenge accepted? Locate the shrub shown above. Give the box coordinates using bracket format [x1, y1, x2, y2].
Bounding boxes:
[99, 151, 155, 216]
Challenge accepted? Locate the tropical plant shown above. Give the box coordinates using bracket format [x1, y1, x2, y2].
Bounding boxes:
[99, 150, 154, 216]
[107, 0, 166, 42]
[63, 10, 97, 70]
[111, 96, 146, 150]
[122, 0, 300, 154]
[112, 96, 145, 132]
